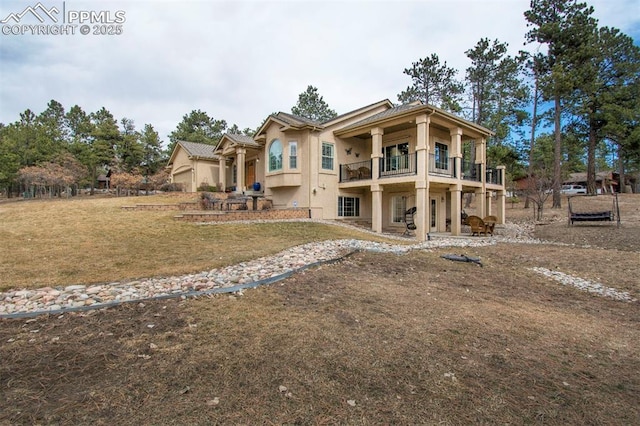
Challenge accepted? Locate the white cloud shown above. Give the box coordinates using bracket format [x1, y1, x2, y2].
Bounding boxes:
[0, 0, 638, 146]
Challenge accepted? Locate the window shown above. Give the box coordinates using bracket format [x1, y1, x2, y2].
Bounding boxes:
[431, 198, 437, 227]
[338, 196, 360, 217]
[322, 142, 334, 170]
[232, 165, 237, 185]
[268, 139, 283, 171]
[289, 141, 297, 169]
[435, 142, 449, 170]
[392, 196, 407, 223]
[382, 142, 409, 172]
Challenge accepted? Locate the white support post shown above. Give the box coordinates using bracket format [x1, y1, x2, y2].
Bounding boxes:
[415, 115, 430, 240]
[371, 184, 383, 234]
[236, 147, 246, 192]
[371, 127, 383, 181]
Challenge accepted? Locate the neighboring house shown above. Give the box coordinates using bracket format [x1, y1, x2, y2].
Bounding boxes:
[511, 174, 551, 195]
[97, 169, 111, 189]
[199, 99, 506, 241]
[564, 171, 618, 194]
[167, 140, 221, 192]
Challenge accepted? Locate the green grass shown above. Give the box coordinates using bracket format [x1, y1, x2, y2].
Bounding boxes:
[0, 194, 396, 290]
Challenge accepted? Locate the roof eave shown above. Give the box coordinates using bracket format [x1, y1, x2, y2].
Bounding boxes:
[335, 105, 495, 138]
[321, 99, 394, 126]
[334, 105, 434, 137]
[431, 105, 495, 137]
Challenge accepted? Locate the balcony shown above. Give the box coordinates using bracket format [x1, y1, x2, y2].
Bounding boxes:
[340, 159, 372, 182]
[339, 154, 418, 183]
[380, 153, 417, 178]
[428, 154, 456, 178]
[486, 167, 503, 185]
[462, 160, 482, 182]
[339, 155, 496, 185]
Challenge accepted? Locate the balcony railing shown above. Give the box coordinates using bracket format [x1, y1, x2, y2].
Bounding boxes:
[339, 156, 498, 185]
[428, 154, 457, 178]
[379, 153, 417, 178]
[486, 167, 503, 185]
[461, 161, 482, 182]
[340, 159, 372, 182]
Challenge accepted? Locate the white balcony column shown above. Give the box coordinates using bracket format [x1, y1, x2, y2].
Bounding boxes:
[496, 190, 506, 224]
[450, 186, 462, 236]
[415, 114, 430, 241]
[218, 157, 226, 190]
[416, 114, 429, 180]
[450, 127, 463, 178]
[475, 137, 486, 165]
[236, 147, 247, 192]
[486, 191, 493, 216]
[497, 166, 506, 224]
[370, 127, 383, 180]
[371, 184, 383, 233]
[477, 137, 487, 216]
[476, 188, 486, 218]
[415, 181, 428, 241]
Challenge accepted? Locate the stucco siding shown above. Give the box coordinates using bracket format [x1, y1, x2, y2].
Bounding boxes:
[172, 170, 192, 192]
[194, 161, 219, 189]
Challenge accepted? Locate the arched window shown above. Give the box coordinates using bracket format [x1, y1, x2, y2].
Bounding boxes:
[269, 139, 283, 171]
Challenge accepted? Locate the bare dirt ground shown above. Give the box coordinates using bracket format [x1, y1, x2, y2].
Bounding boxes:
[1, 194, 639, 425]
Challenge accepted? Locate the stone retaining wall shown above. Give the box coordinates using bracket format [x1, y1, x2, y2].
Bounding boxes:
[121, 202, 197, 211]
[175, 208, 310, 222]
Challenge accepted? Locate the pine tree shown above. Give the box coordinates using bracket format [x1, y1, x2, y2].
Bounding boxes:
[291, 85, 337, 122]
[397, 53, 464, 113]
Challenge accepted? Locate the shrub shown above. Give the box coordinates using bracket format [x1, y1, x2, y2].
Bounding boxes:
[160, 182, 184, 192]
[197, 183, 217, 192]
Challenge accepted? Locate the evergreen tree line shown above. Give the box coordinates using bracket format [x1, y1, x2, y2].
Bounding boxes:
[1, 0, 638, 199]
[0, 102, 257, 197]
[0, 101, 168, 197]
[395, 0, 639, 201]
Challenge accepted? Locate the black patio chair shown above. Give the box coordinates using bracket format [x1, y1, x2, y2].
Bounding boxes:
[403, 207, 417, 236]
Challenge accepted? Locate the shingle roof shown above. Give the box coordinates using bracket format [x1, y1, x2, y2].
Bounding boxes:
[177, 140, 219, 159]
[321, 99, 394, 124]
[224, 133, 260, 147]
[336, 101, 494, 137]
[567, 171, 613, 182]
[275, 112, 323, 128]
[338, 103, 425, 132]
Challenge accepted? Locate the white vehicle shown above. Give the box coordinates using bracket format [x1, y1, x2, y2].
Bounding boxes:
[561, 184, 587, 195]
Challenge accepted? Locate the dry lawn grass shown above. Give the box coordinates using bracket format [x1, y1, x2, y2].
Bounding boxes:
[1, 248, 638, 424]
[532, 194, 640, 252]
[1, 193, 639, 424]
[0, 194, 395, 291]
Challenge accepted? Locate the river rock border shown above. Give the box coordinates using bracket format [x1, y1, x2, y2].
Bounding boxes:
[0, 220, 629, 319]
[529, 267, 636, 302]
[1, 236, 495, 319]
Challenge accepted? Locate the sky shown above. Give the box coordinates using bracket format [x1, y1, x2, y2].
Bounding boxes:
[1, 0, 639, 147]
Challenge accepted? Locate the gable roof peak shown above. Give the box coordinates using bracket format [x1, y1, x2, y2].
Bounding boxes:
[223, 133, 257, 145]
[167, 140, 219, 164]
[276, 111, 323, 127]
[321, 99, 394, 126]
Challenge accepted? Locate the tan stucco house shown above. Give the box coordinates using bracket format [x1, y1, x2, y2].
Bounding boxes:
[167, 140, 222, 192]
[169, 99, 507, 241]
